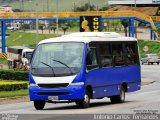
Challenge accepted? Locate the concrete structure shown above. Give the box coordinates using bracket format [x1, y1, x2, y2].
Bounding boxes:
[108, 0, 160, 6]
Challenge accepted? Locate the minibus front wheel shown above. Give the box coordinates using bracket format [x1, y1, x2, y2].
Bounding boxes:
[75, 90, 90, 108]
[34, 100, 45, 110]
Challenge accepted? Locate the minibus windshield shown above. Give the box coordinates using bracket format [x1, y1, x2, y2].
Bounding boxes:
[31, 42, 84, 77]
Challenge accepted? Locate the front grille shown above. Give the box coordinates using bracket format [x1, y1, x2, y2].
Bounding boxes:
[37, 92, 69, 95]
[37, 83, 69, 88]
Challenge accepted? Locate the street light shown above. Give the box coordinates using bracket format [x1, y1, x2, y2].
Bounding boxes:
[36, 0, 39, 45]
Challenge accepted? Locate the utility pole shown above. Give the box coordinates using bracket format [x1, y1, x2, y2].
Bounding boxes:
[88, 0, 91, 11]
[36, 0, 39, 45]
[134, 0, 136, 8]
[47, 0, 49, 12]
[56, 0, 59, 34]
[42, 0, 44, 12]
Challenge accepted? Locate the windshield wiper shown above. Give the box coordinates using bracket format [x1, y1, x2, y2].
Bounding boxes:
[40, 61, 55, 77]
[51, 59, 74, 75]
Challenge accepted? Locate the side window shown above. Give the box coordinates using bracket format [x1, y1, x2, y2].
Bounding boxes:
[98, 43, 113, 67]
[125, 43, 138, 65]
[86, 48, 98, 71]
[112, 43, 125, 66]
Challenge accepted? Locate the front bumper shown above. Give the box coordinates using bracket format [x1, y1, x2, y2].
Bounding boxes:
[29, 85, 85, 101]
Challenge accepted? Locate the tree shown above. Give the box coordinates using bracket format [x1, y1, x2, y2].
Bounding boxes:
[74, 3, 96, 12]
[121, 20, 129, 37]
[61, 26, 69, 34]
[51, 26, 57, 34]
[39, 24, 45, 33]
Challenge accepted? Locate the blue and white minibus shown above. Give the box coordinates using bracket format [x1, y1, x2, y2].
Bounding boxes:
[29, 32, 141, 110]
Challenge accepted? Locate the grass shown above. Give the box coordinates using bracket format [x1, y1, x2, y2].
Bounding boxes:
[138, 40, 160, 57]
[0, 89, 28, 98]
[6, 30, 60, 47]
[0, 0, 107, 12]
[0, 58, 7, 65]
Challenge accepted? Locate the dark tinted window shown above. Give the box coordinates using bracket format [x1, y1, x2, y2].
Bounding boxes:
[112, 43, 125, 66]
[98, 43, 113, 67]
[125, 43, 139, 65]
[86, 48, 98, 71]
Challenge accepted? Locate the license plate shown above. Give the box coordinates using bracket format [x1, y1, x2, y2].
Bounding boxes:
[48, 96, 58, 100]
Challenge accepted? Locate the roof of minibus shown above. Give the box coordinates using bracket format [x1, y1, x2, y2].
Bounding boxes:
[38, 32, 137, 45]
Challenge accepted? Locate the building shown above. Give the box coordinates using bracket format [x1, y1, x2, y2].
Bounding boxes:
[108, 0, 160, 7]
[0, 5, 13, 12]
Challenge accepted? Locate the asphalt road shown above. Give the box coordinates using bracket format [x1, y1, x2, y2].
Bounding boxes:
[0, 64, 160, 120]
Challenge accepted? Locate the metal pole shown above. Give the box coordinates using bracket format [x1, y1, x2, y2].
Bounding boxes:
[36, 0, 39, 45]
[42, 0, 44, 12]
[47, 0, 49, 12]
[56, 0, 59, 34]
[88, 0, 90, 11]
[134, 0, 136, 8]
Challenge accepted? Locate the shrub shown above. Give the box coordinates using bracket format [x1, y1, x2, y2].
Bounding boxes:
[0, 81, 28, 91]
[0, 70, 29, 81]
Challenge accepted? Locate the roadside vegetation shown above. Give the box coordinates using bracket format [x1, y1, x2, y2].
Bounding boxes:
[138, 40, 160, 57]
[6, 31, 160, 58]
[0, 89, 28, 98]
[0, 70, 29, 98]
[6, 31, 60, 47]
[0, 58, 7, 65]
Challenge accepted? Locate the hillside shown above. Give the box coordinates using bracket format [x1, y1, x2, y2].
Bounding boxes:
[5, 31, 160, 57]
[6, 31, 60, 47]
[0, 0, 107, 12]
[108, 6, 159, 16]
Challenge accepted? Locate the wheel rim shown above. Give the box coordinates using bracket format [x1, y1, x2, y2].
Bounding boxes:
[120, 89, 125, 101]
[84, 94, 89, 103]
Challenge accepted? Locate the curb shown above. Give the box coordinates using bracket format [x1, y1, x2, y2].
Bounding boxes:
[0, 96, 29, 105]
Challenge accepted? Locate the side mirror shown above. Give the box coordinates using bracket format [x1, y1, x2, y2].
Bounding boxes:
[23, 53, 26, 58]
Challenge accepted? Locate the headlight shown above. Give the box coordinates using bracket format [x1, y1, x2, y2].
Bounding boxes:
[70, 82, 84, 86]
[29, 83, 38, 87]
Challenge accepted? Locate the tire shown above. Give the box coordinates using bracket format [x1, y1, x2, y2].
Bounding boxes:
[157, 62, 159, 65]
[110, 86, 125, 103]
[34, 100, 45, 110]
[75, 90, 90, 108]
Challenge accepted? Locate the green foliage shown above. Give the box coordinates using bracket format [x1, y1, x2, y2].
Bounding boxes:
[121, 20, 129, 37]
[0, 58, 7, 65]
[61, 26, 69, 34]
[6, 31, 60, 47]
[2, 0, 107, 12]
[0, 81, 28, 91]
[138, 40, 160, 57]
[0, 89, 28, 98]
[39, 24, 45, 33]
[74, 3, 96, 11]
[0, 70, 29, 81]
